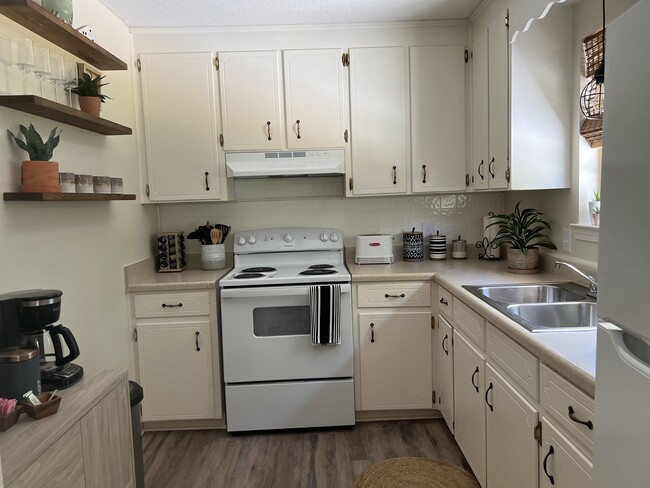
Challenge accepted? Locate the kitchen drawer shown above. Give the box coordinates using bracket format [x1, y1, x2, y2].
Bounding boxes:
[357, 282, 431, 308]
[540, 364, 595, 453]
[486, 322, 539, 400]
[453, 299, 485, 349]
[438, 286, 453, 320]
[133, 291, 210, 318]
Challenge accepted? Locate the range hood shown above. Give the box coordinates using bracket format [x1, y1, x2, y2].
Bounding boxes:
[225, 150, 345, 178]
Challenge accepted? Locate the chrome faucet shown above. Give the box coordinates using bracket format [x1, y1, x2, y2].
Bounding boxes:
[555, 261, 598, 298]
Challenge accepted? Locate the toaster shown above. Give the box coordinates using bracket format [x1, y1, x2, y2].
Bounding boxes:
[355, 234, 394, 264]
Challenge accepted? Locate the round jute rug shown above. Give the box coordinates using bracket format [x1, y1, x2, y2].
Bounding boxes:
[354, 457, 479, 488]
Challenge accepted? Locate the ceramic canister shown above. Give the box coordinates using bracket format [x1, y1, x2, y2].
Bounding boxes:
[429, 231, 447, 260]
[452, 235, 467, 259]
[403, 230, 424, 261]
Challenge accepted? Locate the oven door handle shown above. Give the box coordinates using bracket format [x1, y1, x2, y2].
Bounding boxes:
[221, 283, 352, 299]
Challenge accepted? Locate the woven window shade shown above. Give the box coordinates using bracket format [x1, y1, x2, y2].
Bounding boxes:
[580, 28, 605, 146]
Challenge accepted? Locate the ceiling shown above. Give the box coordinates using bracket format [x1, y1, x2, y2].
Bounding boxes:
[97, 0, 482, 28]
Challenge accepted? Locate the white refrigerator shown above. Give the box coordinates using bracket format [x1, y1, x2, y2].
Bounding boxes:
[594, 1, 650, 487]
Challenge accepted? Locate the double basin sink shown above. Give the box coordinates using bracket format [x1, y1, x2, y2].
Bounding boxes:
[463, 283, 597, 332]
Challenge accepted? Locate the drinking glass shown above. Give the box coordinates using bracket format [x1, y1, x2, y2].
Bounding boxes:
[0, 36, 12, 95]
[32, 46, 51, 97]
[48, 54, 64, 102]
[11, 38, 34, 94]
[63, 61, 77, 107]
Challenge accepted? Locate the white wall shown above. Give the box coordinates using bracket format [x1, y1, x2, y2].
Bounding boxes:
[0, 1, 156, 375]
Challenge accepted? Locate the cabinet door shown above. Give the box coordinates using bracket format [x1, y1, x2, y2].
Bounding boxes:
[358, 311, 432, 410]
[471, 28, 489, 191]
[284, 49, 348, 149]
[438, 315, 454, 433]
[80, 380, 135, 488]
[486, 364, 539, 488]
[139, 52, 222, 202]
[540, 417, 593, 488]
[487, 10, 509, 190]
[410, 45, 466, 193]
[349, 47, 408, 195]
[453, 330, 486, 487]
[137, 319, 215, 421]
[219, 51, 284, 150]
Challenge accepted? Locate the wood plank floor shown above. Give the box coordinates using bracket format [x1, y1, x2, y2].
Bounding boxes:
[142, 419, 475, 487]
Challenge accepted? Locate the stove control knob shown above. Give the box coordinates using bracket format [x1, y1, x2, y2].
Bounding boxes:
[237, 236, 246, 246]
[283, 233, 293, 243]
[247, 235, 257, 245]
[330, 233, 340, 243]
[320, 232, 329, 242]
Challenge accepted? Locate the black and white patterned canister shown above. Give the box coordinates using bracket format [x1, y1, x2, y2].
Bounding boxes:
[403, 230, 424, 261]
[429, 231, 447, 260]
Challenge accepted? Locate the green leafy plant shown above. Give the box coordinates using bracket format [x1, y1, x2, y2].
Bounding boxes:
[594, 190, 601, 202]
[486, 202, 557, 255]
[71, 73, 111, 102]
[7, 124, 61, 161]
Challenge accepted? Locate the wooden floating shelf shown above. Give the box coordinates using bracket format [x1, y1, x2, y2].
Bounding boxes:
[0, 95, 132, 135]
[3, 192, 136, 201]
[0, 0, 127, 70]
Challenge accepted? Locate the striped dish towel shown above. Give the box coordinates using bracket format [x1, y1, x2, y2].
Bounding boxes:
[309, 284, 342, 345]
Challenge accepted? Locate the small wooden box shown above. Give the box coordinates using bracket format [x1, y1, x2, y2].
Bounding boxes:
[23, 394, 61, 420]
[0, 405, 21, 431]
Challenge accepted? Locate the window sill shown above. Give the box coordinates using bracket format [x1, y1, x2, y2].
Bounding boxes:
[570, 224, 599, 244]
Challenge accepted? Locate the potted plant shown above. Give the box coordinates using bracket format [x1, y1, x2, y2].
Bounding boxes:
[589, 190, 601, 226]
[71, 72, 110, 116]
[486, 202, 557, 273]
[7, 124, 62, 193]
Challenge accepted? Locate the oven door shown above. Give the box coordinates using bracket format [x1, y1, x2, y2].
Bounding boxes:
[220, 284, 353, 383]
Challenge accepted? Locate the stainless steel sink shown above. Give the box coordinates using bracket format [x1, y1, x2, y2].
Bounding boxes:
[506, 302, 598, 332]
[473, 284, 585, 304]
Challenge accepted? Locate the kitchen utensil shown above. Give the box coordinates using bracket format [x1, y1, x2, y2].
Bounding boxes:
[210, 228, 222, 244]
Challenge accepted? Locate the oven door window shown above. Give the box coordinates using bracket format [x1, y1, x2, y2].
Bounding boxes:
[253, 306, 310, 337]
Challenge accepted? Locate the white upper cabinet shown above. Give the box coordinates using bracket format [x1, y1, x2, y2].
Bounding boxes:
[283, 49, 348, 149]
[410, 45, 466, 193]
[219, 51, 284, 151]
[348, 47, 408, 195]
[139, 52, 223, 202]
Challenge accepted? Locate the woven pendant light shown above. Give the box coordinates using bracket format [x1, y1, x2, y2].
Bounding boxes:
[580, 0, 606, 120]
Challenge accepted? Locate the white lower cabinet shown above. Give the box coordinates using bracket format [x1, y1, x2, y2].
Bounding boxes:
[540, 417, 593, 488]
[485, 363, 539, 488]
[358, 311, 432, 410]
[437, 315, 454, 433]
[453, 330, 486, 487]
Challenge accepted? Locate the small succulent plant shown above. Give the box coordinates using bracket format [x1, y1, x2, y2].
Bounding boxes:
[7, 124, 61, 161]
[71, 73, 111, 102]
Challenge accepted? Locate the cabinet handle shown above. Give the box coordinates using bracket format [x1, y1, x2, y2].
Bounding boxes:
[392, 165, 397, 185]
[204, 172, 210, 191]
[471, 366, 479, 392]
[543, 446, 555, 485]
[370, 322, 375, 343]
[485, 382, 494, 411]
[266, 121, 272, 141]
[422, 164, 427, 184]
[489, 157, 495, 178]
[442, 334, 449, 356]
[439, 298, 448, 306]
[296, 120, 301, 139]
[195, 331, 201, 352]
[161, 303, 183, 308]
[385, 293, 405, 298]
[568, 406, 594, 430]
[478, 159, 485, 180]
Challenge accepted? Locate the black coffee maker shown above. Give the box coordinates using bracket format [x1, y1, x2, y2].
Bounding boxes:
[0, 289, 83, 390]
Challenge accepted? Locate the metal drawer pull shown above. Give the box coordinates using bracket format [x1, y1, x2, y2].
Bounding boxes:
[422, 164, 427, 184]
[392, 165, 397, 185]
[204, 172, 210, 191]
[442, 334, 449, 356]
[478, 159, 485, 180]
[161, 303, 183, 308]
[543, 446, 555, 485]
[471, 366, 479, 392]
[195, 331, 200, 352]
[385, 293, 405, 298]
[485, 382, 494, 411]
[296, 120, 301, 139]
[489, 157, 495, 178]
[370, 322, 375, 343]
[439, 298, 448, 306]
[568, 406, 594, 430]
[266, 121, 272, 141]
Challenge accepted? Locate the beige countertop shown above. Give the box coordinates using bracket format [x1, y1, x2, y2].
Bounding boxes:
[0, 369, 127, 486]
[347, 253, 597, 397]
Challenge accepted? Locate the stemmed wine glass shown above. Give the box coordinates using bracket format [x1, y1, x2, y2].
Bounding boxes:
[0, 36, 12, 94]
[63, 61, 77, 107]
[32, 46, 51, 97]
[11, 38, 34, 95]
[48, 54, 65, 103]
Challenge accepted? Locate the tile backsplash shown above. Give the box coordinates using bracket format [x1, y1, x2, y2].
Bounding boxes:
[158, 188, 504, 253]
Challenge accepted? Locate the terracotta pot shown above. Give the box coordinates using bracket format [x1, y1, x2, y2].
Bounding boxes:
[78, 96, 101, 116]
[20, 161, 62, 193]
[592, 214, 600, 226]
[507, 248, 540, 272]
